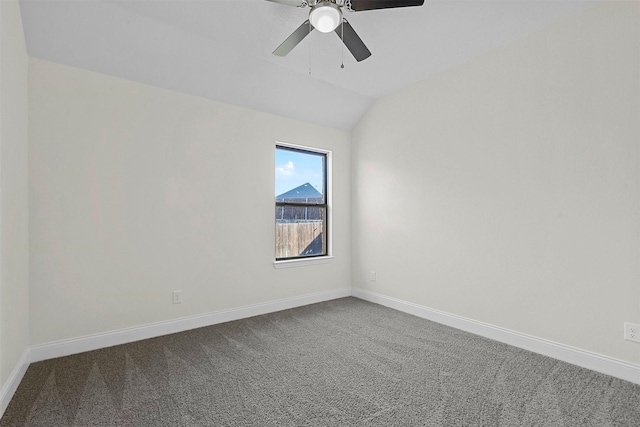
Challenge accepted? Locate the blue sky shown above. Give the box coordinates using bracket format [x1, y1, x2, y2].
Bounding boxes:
[275, 148, 324, 197]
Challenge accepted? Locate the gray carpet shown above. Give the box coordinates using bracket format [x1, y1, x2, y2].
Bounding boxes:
[1, 297, 638, 426]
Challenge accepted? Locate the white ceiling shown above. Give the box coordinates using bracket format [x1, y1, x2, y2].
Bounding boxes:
[19, 0, 596, 131]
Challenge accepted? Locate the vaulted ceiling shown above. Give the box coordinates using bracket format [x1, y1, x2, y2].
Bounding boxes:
[19, 0, 595, 130]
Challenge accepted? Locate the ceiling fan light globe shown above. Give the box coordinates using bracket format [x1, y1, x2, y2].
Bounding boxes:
[309, 2, 342, 33]
[314, 15, 339, 32]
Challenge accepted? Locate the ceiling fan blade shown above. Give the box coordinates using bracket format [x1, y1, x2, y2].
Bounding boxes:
[273, 20, 312, 56]
[265, 0, 307, 7]
[347, 0, 424, 12]
[335, 21, 371, 62]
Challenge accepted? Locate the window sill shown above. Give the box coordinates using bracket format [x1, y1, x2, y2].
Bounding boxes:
[273, 256, 334, 269]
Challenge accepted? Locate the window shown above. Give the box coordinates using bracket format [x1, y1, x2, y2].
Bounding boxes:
[275, 144, 329, 261]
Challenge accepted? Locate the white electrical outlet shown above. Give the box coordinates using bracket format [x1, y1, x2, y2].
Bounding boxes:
[370, 271, 376, 282]
[624, 322, 640, 343]
[172, 290, 182, 304]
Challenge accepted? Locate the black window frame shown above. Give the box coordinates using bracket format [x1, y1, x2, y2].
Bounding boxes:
[275, 145, 328, 261]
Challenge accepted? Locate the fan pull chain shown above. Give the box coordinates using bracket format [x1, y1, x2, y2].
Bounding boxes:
[340, 19, 344, 69]
[308, 20, 312, 76]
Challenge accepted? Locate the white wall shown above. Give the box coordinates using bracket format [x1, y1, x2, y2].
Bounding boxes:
[29, 59, 351, 345]
[0, 0, 29, 390]
[352, 2, 640, 365]
[18, 0, 640, 369]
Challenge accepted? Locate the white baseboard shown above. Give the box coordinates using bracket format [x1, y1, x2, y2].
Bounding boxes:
[352, 287, 640, 385]
[30, 287, 351, 363]
[0, 348, 30, 419]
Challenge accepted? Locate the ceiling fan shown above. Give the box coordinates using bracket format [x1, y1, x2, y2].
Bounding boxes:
[267, 0, 425, 62]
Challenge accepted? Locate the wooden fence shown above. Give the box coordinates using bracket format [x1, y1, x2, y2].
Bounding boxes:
[275, 221, 323, 258]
